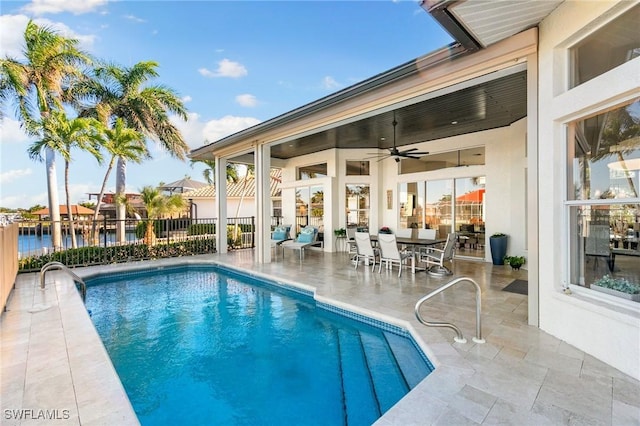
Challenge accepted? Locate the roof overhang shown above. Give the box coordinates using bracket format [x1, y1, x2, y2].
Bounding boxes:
[190, 2, 548, 163]
[421, 0, 562, 49]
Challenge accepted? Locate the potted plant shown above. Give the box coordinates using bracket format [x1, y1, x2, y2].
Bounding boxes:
[591, 275, 640, 302]
[333, 228, 346, 237]
[504, 255, 525, 270]
[489, 233, 508, 265]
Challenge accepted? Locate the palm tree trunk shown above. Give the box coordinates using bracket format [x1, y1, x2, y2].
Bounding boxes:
[233, 169, 251, 241]
[45, 147, 62, 249]
[115, 157, 127, 243]
[91, 156, 116, 245]
[617, 152, 638, 198]
[64, 160, 78, 249]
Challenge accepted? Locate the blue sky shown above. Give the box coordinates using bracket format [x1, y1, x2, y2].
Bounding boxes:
[0, 0, 452, 209]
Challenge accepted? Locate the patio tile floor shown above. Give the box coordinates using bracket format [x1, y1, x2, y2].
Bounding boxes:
[1, 250, 638, 425]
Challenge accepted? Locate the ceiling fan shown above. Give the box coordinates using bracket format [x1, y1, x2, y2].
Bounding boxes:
[366, 112, 428, 163]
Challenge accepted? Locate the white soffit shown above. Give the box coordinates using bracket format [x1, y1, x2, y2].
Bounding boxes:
[449, 0, 563, 47]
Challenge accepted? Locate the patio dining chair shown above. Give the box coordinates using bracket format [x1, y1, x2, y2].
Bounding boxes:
[353, 231, 379, 271]
[377, 233, 412, 277]
[419, 232, 456, 276]
[418, 228, 436, 240]
[346, 226, 358, 259]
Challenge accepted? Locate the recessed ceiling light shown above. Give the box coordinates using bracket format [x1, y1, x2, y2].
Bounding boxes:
[451, 121, 458, 125]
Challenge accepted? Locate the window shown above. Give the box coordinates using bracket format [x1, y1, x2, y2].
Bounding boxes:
[272, 200, 282, 218]
[400, 177, 485, 258]
[346, 184, 369, 229]
[567, 99, 640, 297]
[346, 160, 370, 176]
[295, 186, 324, 233]
[297, 163, 327, 180]
[570, 4, 639, 88]
[399, 147, 484, 174]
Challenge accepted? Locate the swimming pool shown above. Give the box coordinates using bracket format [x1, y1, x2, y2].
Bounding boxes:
[86, 265, 433, 425]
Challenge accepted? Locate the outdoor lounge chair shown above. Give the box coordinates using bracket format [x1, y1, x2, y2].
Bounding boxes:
[270, 225, 292, 259]
[281, 226, 319, 261]
[419, 232, 456, 276]
[353, 231, 379, 271]
[377, 233, 412, 277]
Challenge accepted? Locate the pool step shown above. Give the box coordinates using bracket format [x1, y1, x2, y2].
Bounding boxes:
[337, 329, 380, 426]
[359, 331, 409, 413]
[383, 331, 432, 389]
[337, 328, 431, 424]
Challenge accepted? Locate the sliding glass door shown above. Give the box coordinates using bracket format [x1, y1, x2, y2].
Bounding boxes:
[399, 176, 485, 259]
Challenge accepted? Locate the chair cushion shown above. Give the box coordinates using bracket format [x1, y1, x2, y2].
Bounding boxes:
[297, 227, 315, 243]
[272, 230, 287, 241]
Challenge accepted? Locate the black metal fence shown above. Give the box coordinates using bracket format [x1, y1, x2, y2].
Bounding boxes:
[16, 216, 276, 273]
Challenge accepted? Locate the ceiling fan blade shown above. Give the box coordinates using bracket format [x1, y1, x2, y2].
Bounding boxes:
[401, 151, 428, 156]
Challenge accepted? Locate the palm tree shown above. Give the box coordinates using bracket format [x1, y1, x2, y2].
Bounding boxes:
[28, 111, 103, 248]
[90, 118, 148, 244]
[79, 61, 188, 243]
[0, 21, 91, 249]
[139, 186, 186, 246]
[190, 158, 239, 185]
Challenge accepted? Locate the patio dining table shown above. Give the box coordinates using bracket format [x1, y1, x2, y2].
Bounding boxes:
[370, 235, 445, 274]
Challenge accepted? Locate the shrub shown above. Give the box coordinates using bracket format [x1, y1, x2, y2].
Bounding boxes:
[188, 223, 216, 236]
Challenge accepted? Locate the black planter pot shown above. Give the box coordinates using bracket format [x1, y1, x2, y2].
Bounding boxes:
[490, 235, 508, 265]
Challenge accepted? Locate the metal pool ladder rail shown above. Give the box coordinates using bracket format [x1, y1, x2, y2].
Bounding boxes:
[40, 261, 87, 303]
[414, 277, 485, 344]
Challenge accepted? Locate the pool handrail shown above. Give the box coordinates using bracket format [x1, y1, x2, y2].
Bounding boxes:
[40, 261, 87, 303]
[414, 276, 485, 344]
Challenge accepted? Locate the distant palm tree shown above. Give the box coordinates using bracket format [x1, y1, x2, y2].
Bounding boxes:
[190, 158, 239, 184]
[90, 118, 148, 244]
[139, 186, 186, 246]
[28, 111, 103, 248]
[0, 21, 91, 248]
[78, 61, 188, 242]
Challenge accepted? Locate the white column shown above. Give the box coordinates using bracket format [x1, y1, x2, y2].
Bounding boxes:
[527, 52, 539, 326]
[215, 157, 228, 254]
[255, 143, 272, 263]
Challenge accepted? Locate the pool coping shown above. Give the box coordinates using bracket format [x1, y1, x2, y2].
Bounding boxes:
[2, 256, 446, 425]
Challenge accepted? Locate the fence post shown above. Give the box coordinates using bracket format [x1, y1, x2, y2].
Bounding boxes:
[103, 216, 108, 264]
[251, 216, 255, 248]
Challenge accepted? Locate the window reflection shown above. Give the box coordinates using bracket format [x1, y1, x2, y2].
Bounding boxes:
[346, 184, 369, 229]
[568, 99, 640, 297]
[570, 5, 640, 88]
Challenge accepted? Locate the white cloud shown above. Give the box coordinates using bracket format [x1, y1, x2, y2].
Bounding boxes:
[171, 112, 261, 148]
[123, 14, 146, 23]
[202, 115, 260, 143]
[199, 59, 247, 79]
[0, 15, 96, 58]
[235, 94, 258, 108]
[322, 76, 341, 91]
[0, 192, 48, 209]
[182, 95, 193, 103]
[0, 168, 33, 184]
[0, 117, 31, 144]
[21, 0, 108, 16]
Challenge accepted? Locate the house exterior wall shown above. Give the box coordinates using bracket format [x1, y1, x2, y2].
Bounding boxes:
[537, 0, 640, 379]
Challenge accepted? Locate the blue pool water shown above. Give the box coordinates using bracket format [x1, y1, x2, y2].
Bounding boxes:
[86, 265, 433, 425]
